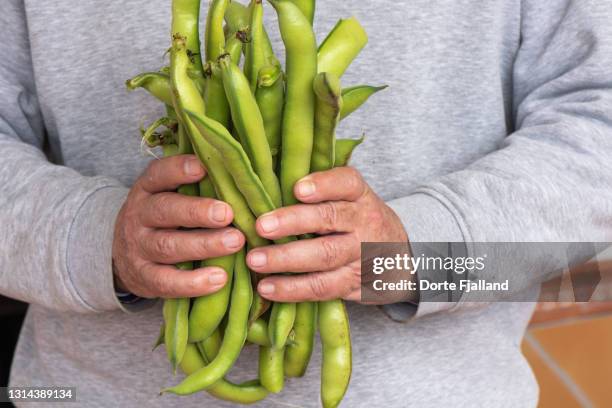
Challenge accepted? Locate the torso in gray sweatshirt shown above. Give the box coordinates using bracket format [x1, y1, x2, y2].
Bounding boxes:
[2, 0, 612, 407]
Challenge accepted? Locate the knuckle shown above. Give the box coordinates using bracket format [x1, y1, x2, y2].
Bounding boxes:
[186, 201, 203, 224]
[154, 234, 176, 260]
[308, 274, 329, 299]
[150, 194, 173, 225]
[317, 202, 339, 232]
[320, 238, 339, 267]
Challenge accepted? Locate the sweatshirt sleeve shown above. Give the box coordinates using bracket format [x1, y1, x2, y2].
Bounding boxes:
[0, 1, 129, 313]
[386, 0, 612, 318]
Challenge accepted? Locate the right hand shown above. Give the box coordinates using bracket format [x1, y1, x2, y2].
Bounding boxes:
[112, 154, 245, 299]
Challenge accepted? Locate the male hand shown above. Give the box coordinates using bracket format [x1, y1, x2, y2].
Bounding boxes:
[247, 167, 409, 304]
[112, 155, 245, 299]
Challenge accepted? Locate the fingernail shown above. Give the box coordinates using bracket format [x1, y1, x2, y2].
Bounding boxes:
[259, 215, 279, 233]
[211, 203, 228, 223]
[209, 270, 226, 285]
[249, 251, 267, 267]
[222, 231, 242, 249]
[184, 157, 203, 176]
[297, 180, 316, 197]
[259, 282, 275, 295]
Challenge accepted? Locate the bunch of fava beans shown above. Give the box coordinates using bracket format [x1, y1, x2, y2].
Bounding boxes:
[126, 0, 386, 406]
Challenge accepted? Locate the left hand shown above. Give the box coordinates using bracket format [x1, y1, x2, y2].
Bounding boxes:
[246, 167, 409, 303]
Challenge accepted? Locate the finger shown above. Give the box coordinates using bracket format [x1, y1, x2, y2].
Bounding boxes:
[141, 263, 230, 298]
[256, 202, 357, 239]
[140, 193, 233, 228]
[247, 234, 359, 274]
[141, 228, 245, 264]
[139, 155, 205, 194]
[257, 264, 360, 302]
[294, 166, 367, 204]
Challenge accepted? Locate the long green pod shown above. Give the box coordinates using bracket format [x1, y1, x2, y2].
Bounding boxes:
[172, 0, 205, 78]
[204, 0, 232, 127]
[318, 17, 368, 78]
[204, 64, 231, 128]
[226, 30, 248, 64]
[247, 318, 271, 347]
[163, 297, 190, 374]
[153, 323, 166, 351]
[335, 136, 364, 167]
[340, 85, 387, 120]
[255, 64, 284, 166]
[170, 0, 201, 195]
[249, 290, 271, 325]
[319, 300, 352, 408]
[164, 249, 253, 395]
[259, 346, 285, 393]
[180, 343, 269, 404]
[268, 301, 296, 350]
[225, 1, 276, 61]
[160, 123, 194, 374]
[270, 0, 318, 206]
[171, 35, 267, 248]
[284, 301, 317, 377]
[225, 1, 249, 32]
[205, 0, 229, 61]
[311, 72, 343, 172]
[188, 254, 236, 343]
[126, 72, 173, 105]
[244, 0, 266, 92]
[288, 0, 315, 24]
[185, 109, 278, 217]
[218, 55, 282, 208]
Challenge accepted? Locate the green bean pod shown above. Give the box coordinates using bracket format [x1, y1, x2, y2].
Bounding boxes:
[218, 55, 282, 207]
[270, 0, 318, 206]
[335, 136, 364, 167]
[181, 343, 269, 404]
[255, 64, 284, 167]
[205, 0, 229, 61]
[244, 0, 267, 92]
[175, 124, 199, 197]
[259, 346, 285, 393]
[225, 1, 276, 61]
[284, 301, 317, 377]
[160, 123, 195, 374]
[163, 297, 190, 374]
[153, 323, 166, 351]
[172, 0, 205, 78]
[171, 35, 268, 248]
[188, 254, 236, 343]
[311, 72, 343, 173]
[319, 300, 352, 408]
[340, 85, 387, 121]
[287, 0, 315, 24]
[249, 290, 271, 325]
[184, 108, 277, 217]
[225, 1, 249, 32]
[126, 72, 173, 105]
[317, 17, 368, 78]
[268, 301, 296, 350]
[226, 30, 248, 65]
[163, 249, 252, 395]
[204, 0, 232, 127]
[247, 318, 271, 347]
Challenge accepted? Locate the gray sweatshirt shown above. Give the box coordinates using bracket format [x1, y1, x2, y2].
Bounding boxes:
[2, 0, 612, 407]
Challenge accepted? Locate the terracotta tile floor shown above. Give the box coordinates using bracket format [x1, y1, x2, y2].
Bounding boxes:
[522, 313, 612, 407]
